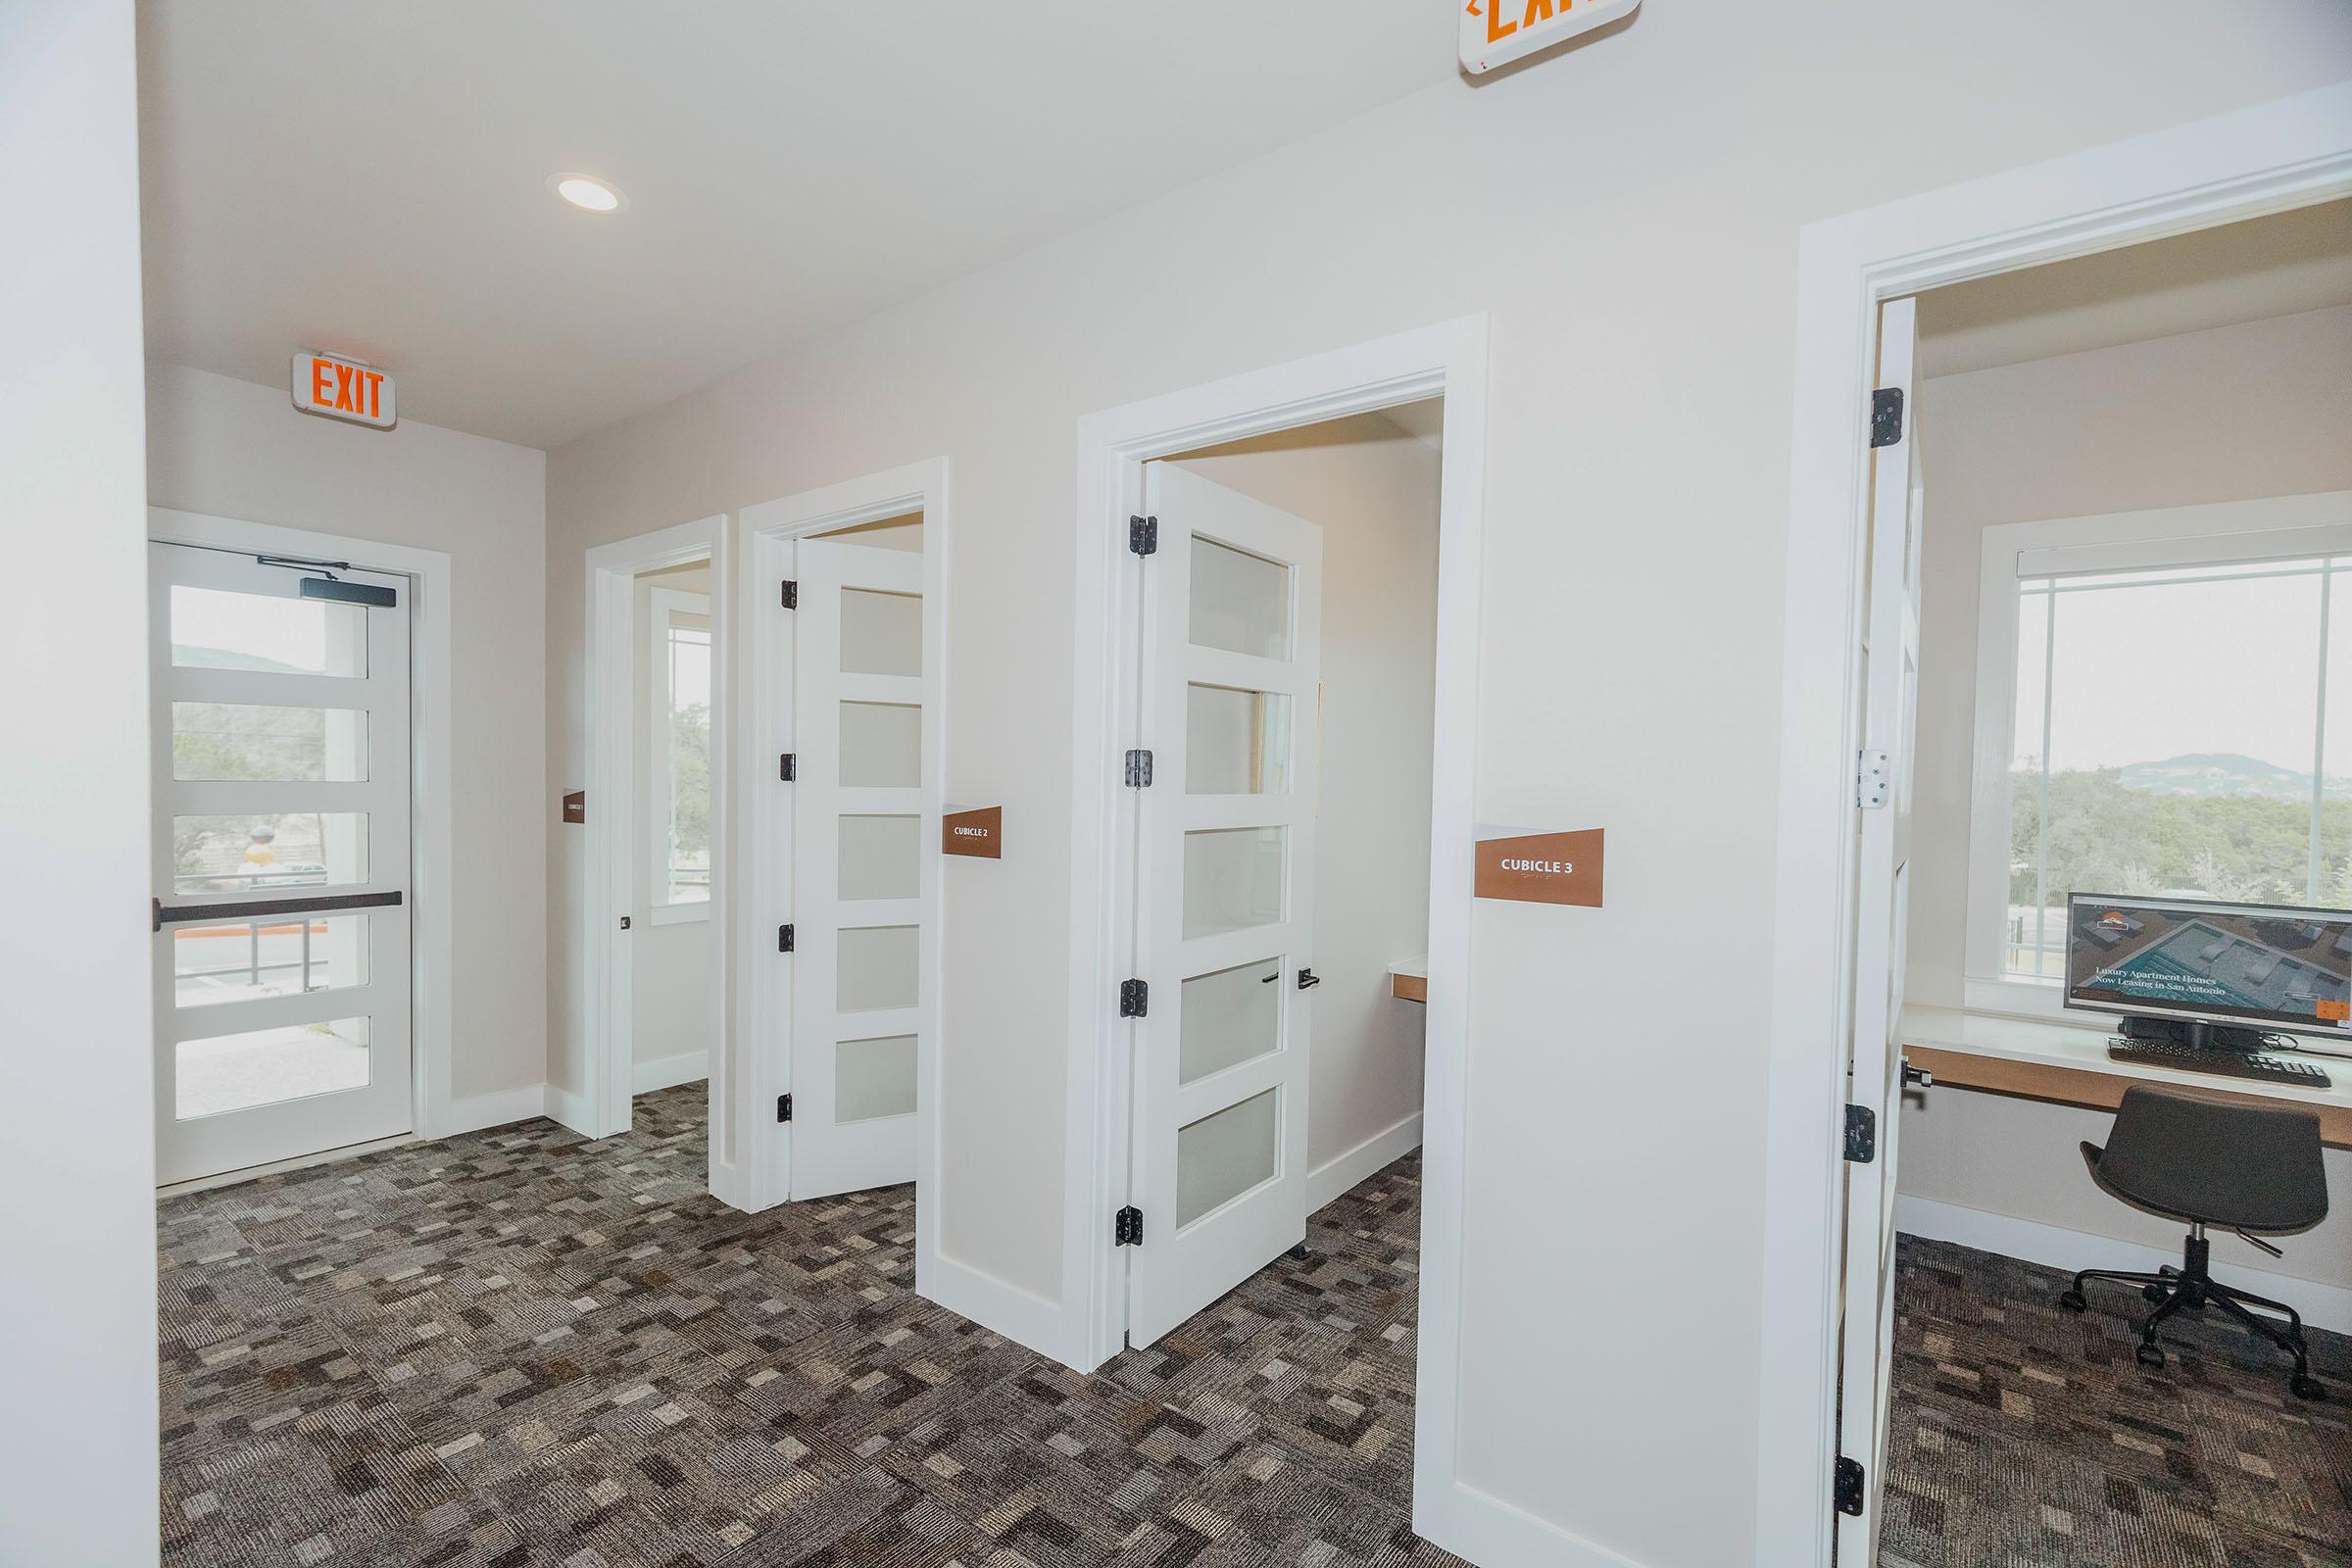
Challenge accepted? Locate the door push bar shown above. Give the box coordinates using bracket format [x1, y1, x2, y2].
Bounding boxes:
[152, 889, 404, 932]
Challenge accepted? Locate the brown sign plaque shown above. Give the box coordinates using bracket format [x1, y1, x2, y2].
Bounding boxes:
[943, 807, 1002, 858]
[562, 790, 586, 825]
[1474, 828, 1602, 906]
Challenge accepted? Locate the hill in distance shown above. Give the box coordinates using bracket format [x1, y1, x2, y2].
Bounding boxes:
[2113, 752, 2352, 803]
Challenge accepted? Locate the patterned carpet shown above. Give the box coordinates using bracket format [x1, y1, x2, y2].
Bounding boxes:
[157, 1089, 2351, 1566]
[1880, 1238, 2352, 1568]
[157, 1086, 1457, 1567]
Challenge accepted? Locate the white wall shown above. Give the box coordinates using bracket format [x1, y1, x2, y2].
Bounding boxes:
[540, 10, 2352, 1563]
[1898, 305, 2352, 1306]
[0, 2, 160, 1561]
[146, 365, 550, 1120]
[1171, 414, 1439, 1190]
[633, 564, 714, 1090]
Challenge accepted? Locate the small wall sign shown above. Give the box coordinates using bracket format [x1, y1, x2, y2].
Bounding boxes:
[943, 807, 1002, 858]
[1460, 0, 1641, 75]
[562, 790, 586, 825]
[1474, 828, 1603, 906]
[291, 350, 395, 428]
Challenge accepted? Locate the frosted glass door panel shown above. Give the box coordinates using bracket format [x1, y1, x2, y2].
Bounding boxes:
[838, 814, 921, 901]
[172, 704, 368, 782]
[173, 913, 370, 1007]
[175, 1016, 371, 1121]
[1175, 1087, 1281, 1230]
[1179, 957, 1283, 1085]
[1182, 827, 1286, 939]
[1186, 685, 1290, 795]
[1189, 537, 1291, 660]
[836, 1035, 918, 1124]
[172, 812, 369, 893]
[170, 585, 368, 677]
[839, 702, 922, 787]
[840, 588, 922, 677]
[837, 924, 919, 1013]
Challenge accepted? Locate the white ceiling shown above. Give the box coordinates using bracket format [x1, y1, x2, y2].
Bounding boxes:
[1918, 199, 2352, 378]
[136, 3, 1456, 450]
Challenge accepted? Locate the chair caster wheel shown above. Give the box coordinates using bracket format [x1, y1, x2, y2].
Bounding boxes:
[2058, 1290, 2086, 1313]
[2135, 1344, 2166, 1369]
[2142, 1283, 2170, 1303]
[2290, 1375, 2326, 1401]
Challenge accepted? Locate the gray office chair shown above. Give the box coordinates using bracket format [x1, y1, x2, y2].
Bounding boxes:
[2058, 1085, 2329, 1399]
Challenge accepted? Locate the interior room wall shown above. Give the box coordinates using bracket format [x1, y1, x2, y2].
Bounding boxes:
[632, 561, 714, 1093]
[146, 363, 550, 1125]
[1900, 303, 2352, 1310]
[0, 2, 160, 1560]
[1169, 413, 1440, 1195]
[539, 12, 2350, 1561]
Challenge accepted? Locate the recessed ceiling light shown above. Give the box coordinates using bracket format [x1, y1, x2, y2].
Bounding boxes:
[550, 173, 624, 213]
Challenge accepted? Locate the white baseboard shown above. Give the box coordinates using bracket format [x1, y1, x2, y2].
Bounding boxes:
[1896, 1195, 2352, 1336]
[919, 1250, 1077, 1367]
[542, 1082, 595, 1139]
[444, 1084, 552, 1137]
[632, 1050, 709, 1096]
[1307, 1111, 1424, 1213]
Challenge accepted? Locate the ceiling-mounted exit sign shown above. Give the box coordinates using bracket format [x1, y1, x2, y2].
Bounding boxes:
[1461, 0, 1641, 74]
[291, 350, 395, 429]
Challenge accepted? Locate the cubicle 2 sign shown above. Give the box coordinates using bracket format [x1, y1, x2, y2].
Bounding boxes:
[291, 350, 395, 428]
[1460, 0, 1641, 74]
[1475, 828, 1603, 906]
[943, 807, 1002, 859]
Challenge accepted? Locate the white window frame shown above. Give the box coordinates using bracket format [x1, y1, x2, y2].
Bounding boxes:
[1962, 489, 2352, 1017]
[646, 586, 713, 926]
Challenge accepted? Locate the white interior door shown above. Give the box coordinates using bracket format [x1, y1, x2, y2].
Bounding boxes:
[150, 542, 414, 1185]
[788, 538, 934, 1199]
[1127, 463, 1322, 1348]
[1837, 296, 1924, 1561]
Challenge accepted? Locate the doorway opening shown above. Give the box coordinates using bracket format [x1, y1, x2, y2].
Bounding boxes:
[1808, 194, 2352, 1565]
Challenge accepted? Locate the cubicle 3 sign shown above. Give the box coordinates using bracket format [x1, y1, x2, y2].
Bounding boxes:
[1460, 0, 1640, 74]
[291, 350, 395, 428]
[1474, 828, 1604, 906]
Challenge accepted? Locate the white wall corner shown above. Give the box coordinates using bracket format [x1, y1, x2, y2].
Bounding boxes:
[1307, 1113, 1425, 1215]
[543, 1082, 598, 1139]
[632, 1050, 711, 1097]
[445, 1084, 555, 1138]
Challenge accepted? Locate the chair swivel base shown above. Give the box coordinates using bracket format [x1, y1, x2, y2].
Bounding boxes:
[2057, 1233, 2326, 1401]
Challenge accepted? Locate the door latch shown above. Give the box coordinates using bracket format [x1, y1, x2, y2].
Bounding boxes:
[1297, 968, 1321, 990]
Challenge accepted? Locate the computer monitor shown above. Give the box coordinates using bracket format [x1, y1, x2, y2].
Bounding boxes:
[2064, 893, 2352, 1050]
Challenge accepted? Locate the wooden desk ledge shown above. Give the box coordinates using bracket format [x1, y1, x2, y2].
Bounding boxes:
[1390, 955, 1428, 1004]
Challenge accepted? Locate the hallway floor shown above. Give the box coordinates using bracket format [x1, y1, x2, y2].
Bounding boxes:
[158, 1089, 2350, 1567]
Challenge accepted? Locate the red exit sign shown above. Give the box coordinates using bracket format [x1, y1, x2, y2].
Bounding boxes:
[291, 351, 394, 428]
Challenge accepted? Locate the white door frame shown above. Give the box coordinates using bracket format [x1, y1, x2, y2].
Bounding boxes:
[1064, 318, 1492, 1554]
[580, 515, 729, 1177]
[145, 507, 458, 1145]
[1759, 82, 2352, 1566]
[734, 460, 949, 1224]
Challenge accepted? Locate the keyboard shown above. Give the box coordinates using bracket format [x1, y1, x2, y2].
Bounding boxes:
[2107, 1039, 2334, 1088]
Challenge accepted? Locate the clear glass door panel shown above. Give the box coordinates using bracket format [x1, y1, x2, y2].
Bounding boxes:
[175, 1016, 371, 1121]
[1185, 685, 1290, 795]
[171, 812, 369, 894]
[170, 585, 368, 677]
[1182, 826, 1286, 940]
[1176, 1086, 1280, 1229]
[1189, 536, 1291, 660]
[839, 813, 921, 901]
[838, 924, 919, 1012]
[1179, 957, 1283, 1085]
[840, 588, 922, 677]
[836, 1034, 918, 1123]
[172, 703, 368, 782]
[173, 913, 370, 1007]
[840, 702, 922, 787]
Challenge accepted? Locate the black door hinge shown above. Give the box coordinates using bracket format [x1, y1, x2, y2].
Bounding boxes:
[1114, 1206, 1144, 1247]
[1870, 387, 1904, 449]
[778, 923, 795, 954]
[1843, 1103, 1877, 1163]
[1119, 978, 1149, 1017]
[776, 1093, 793, 1123]
[1834, 1455, 1865, 1516]
[1129, 514, 1158, 556]
[1124, 749, 1153, 787]
[779, 752, 796, 782]
[780, 578, 799, 610]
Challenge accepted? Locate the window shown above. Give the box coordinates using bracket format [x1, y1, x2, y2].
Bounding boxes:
[648, 587, 711, 921]
[1968, 496, 2352, 999]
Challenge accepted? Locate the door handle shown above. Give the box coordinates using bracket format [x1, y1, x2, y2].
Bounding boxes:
[1297, 968, 1320, 990]
[153, 889, 403, 931]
